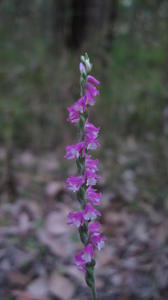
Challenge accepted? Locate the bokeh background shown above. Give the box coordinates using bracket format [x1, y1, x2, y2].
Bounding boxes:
[0, 1, 168, 299]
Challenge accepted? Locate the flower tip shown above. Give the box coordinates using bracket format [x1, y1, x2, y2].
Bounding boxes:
[80, 54, 92, 73]
[79, 62, 86, 75]
[87, 75, 100, 86]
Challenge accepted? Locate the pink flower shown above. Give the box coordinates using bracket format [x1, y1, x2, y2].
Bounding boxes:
[85, 120, 100, 140]
[85, 154, 99, 173]
[85, 74, 99, 106]
[81, 244, 94, 263]
[84, 120, 100, 150]
[75, 251, 86, 272]
[87, 75, 100, 86]
[85, 90, 96, 106]
[86, 187, 102, 206]
[86, 83, 99, 98]
[68, 211, 84, 228]
[89, 222, 105, 251]
[84, 203, 101, 221]
[88, 222, 102, 236]
[75, 244, 94, 272]
[67, 97, 87, 123]
[73, 97, 87, 113]
[87, 138, 100, 150]
[90, 235, 105, 251]
[66, 176, 85, 192]
[67, 107, 80, 123]
[65, 142, 86, 160]
[85, 170, 101, 186]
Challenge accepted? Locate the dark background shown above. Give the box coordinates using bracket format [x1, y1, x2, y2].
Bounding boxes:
[0, 1, 168, 299]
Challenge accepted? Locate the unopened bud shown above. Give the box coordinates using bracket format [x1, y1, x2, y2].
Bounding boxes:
[79, 62, 86, 75]
[81, 55, 85, 64]
[85, 58, 92, 72]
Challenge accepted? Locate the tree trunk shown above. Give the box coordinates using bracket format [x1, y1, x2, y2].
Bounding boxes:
[67, 0, 89, 49]
[52, 0, 71, 51]
[52, 0, 117, 52]
[69, 0, 117, 51]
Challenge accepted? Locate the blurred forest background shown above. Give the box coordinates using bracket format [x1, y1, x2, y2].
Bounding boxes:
[0, 1, 168, 300]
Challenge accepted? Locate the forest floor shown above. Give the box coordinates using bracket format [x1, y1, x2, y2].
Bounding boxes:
[0, 145, 168, 300]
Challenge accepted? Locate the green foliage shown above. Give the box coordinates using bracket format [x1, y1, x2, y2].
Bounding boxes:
[100, 36, 167, 140]
[0, 0, 167, 209]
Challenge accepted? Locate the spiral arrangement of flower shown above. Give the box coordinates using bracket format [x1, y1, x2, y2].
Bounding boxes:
[65, 53, 105, 300]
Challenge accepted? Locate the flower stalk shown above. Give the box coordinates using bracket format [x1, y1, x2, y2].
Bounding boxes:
[65, 53, 104, 300]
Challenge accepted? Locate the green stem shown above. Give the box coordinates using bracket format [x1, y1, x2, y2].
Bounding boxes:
[91, 284, 98, 300]
[77, 70, 98, 300]
[85, 260, 98, 300]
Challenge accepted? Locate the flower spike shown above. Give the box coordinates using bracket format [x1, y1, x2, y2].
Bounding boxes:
[65, 53, 105, 300]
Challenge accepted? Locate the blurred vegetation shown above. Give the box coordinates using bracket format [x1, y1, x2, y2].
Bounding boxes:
[0, 0, 168, 206]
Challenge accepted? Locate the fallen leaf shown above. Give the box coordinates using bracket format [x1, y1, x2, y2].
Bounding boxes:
[37, 229, 68, 258]
[27, 277, 49, 298]
[12, 289, 49, 300]
[65, 265, 85, 286]
[49, 271, 75, 300]
[19, 151, 36, 168]
[7, 271, 31, 287]
[95, 277, 105, 289]
[45, 211, 67, 235]
[18, 212, 32, 233]
[45, 181, 64, 198]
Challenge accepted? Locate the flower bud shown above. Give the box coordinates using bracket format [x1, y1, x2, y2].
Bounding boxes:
[81, 54, 92, 73]
[85, 58, 92, 72]
[80, 62, 86, 75]
[81, 55, 85, 64]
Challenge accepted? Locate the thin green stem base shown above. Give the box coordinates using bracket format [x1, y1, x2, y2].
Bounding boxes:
[91, 284, 98, 300]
